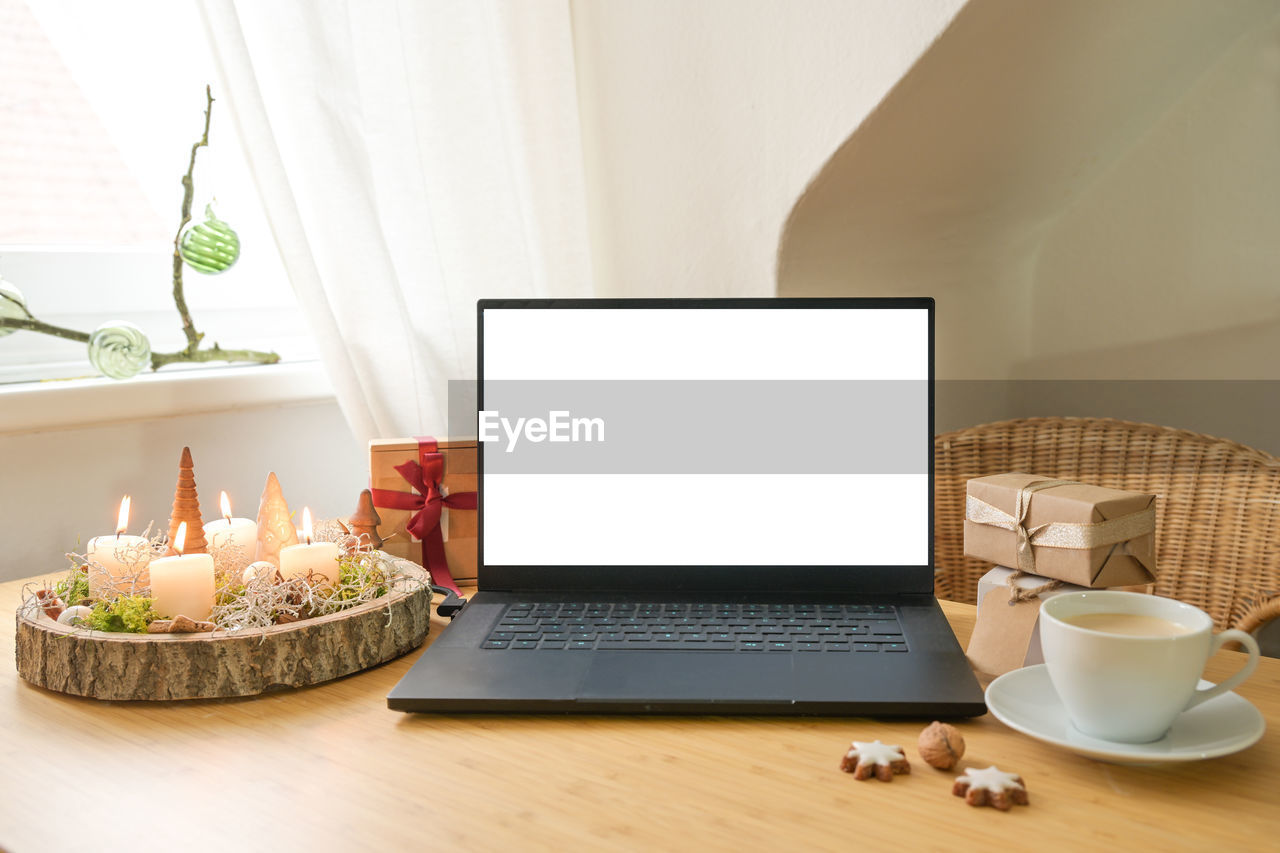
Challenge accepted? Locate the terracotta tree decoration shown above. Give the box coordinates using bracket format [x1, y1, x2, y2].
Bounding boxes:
[348, 489, 384, 550]
[166, 446, 208, 555]
[255, 472, 298, 567]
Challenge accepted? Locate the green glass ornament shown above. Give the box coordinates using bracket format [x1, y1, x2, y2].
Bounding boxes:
[0, 277, 29, 338]
[88, 322, 151, 380]
[179, 203, 241, 274]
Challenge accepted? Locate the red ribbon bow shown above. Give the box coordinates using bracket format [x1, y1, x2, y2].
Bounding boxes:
[370, 437, 476, 593]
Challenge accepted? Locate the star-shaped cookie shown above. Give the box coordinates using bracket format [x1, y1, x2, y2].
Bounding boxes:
[952, 766, 1028, 809]
[839, 740, 911, 781]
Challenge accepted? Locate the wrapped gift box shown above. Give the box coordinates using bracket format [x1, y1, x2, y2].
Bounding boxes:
[966, 566, 1090, 676]
[963, 472, 1157, 587]
[369, 437, 477, 583]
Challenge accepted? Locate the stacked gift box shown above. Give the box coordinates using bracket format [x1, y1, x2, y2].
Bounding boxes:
[962, 472, 1157, 676]
[369, 437, 478, 588]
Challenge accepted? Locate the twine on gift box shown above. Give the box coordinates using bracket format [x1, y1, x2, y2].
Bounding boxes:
[1005, 570, 1063, 605]
[966, 480, 1156, 574]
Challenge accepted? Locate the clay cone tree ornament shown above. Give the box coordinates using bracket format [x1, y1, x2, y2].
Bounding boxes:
[255, 472, 299, 567]
[166, 446, 208, 555]
[348, 489, 384, 550]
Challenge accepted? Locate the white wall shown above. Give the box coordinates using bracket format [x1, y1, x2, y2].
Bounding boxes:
[1011, 9, 1280, 452]
[570, 0, 964, 299]
[1025, 11, 1280, 379]
[0, 399, 365, 582]
[775, 0, 1280, 448]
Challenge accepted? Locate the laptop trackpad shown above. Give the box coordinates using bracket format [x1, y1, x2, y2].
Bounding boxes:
[581, 652, 795, 702]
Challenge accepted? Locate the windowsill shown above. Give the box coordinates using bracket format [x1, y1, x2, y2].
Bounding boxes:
[0, 360, 337, 435]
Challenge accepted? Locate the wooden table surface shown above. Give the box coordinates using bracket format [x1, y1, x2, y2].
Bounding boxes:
[3, 575, 1277, 853]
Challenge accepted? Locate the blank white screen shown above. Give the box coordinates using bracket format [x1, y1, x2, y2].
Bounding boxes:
[481, 307, 929, 566]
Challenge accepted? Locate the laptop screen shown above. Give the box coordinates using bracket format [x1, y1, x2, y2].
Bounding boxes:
[478, 301, 930, 570]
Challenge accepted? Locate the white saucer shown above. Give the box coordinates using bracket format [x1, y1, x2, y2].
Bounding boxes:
[985, 664, 1266, 764]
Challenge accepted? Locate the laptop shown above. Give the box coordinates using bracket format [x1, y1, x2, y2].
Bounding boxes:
[388, 297, 986, 715]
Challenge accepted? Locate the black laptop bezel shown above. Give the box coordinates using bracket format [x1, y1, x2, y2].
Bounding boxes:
[475, 297, 935, 595]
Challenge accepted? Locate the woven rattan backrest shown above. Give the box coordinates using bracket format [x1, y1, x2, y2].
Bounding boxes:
[934, 417, 1280, 630]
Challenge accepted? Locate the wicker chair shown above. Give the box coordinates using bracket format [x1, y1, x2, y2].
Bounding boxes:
[934, 417, 1280, 638]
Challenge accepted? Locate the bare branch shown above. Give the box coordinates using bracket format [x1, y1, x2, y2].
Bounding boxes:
[0, 317, 90, 343]
[151, 344, 280, 370]
[170, 84, 215, 353]
[3, 85, 283, 376]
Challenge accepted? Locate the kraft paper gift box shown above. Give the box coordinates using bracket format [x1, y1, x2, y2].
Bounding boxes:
[369, 437, 477, 583]
[963, 472, 1157, 587]
[965, 566, 1090, 677]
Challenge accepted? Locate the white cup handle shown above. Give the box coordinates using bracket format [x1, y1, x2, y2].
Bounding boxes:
[1184, 630, 1261, 711]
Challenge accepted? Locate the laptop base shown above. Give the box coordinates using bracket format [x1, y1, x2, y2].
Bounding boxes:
[388, 592, 986, 716]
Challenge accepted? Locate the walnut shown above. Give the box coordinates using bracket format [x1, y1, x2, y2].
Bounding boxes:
[917, 721, 965, 770]
[839, 740, 911, 781]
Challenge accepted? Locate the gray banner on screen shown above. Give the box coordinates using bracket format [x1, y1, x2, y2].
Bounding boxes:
[459, 380, 927, 475]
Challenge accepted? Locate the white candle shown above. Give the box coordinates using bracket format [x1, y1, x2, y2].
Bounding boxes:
[150, 522, 215, 621]
[279, 507, 340, 585]
[87, 496, 152, 599]
[204, 491, 258, 575]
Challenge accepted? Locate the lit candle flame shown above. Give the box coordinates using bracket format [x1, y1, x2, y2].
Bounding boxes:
[116, 495, 131, 536]
[173, 521, 188, 555]
[302, 507, 313, 546]
[220, 490, 232, 522]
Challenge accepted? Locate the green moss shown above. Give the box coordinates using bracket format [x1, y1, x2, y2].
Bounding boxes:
[304, 553, 391, 616]
[216, 583, 247, 606]
[84, 596, 157, 633]
[337, 553, 388, 600]
[54, 565, 91, 605]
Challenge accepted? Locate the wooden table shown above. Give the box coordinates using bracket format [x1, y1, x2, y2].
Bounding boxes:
[2, 576, 1276, 852]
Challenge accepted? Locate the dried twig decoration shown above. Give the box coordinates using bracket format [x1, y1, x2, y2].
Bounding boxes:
[209, 539, 250, 587]
[209, 542, 425, 633]
[74, 522, 164, 599]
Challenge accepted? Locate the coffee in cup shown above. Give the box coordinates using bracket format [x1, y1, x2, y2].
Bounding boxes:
[1039, 591, 1260, 744]
[1060, 612, 1191, 637]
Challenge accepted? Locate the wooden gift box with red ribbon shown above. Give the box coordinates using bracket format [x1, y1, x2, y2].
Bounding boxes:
[369, 437, 477, 587]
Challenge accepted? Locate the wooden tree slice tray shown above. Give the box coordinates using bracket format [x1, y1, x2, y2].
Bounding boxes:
[14, 559, 431, 701]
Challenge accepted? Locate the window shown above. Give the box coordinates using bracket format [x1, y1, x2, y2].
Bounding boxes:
[0, 0, 314, 385]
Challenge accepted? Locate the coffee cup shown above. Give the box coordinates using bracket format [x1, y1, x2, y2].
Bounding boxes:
[1039, 591, 1260, 744]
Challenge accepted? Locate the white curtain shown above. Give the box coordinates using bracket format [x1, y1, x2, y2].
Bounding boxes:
[197, 0, 594, 445]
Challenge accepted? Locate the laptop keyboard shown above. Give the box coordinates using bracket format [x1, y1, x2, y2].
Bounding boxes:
[481, 602, 907, 652]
